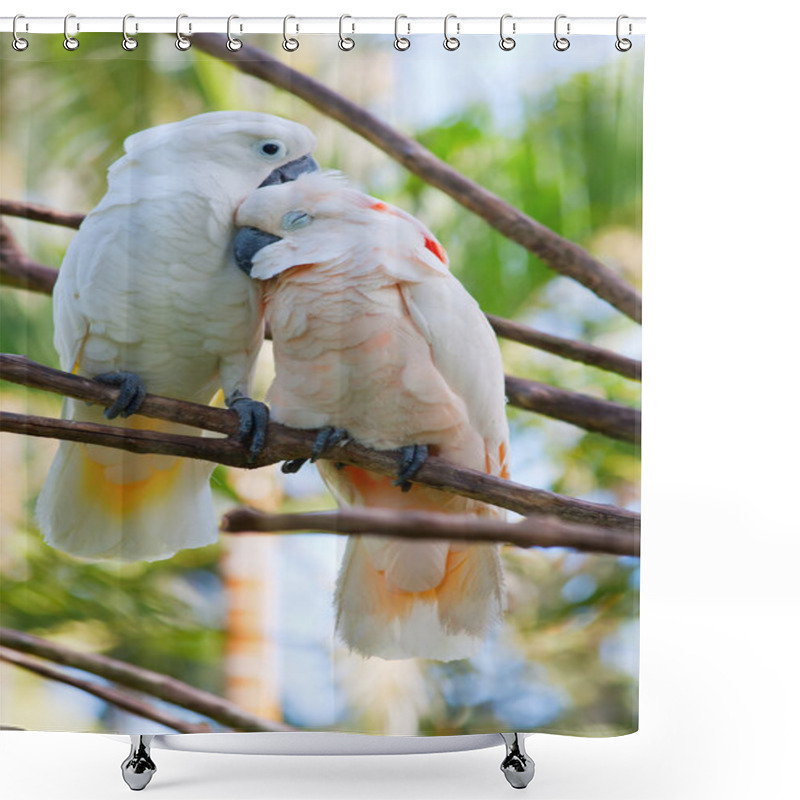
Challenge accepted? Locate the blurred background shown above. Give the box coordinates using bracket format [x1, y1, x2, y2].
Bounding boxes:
[0, 33, 641, 737]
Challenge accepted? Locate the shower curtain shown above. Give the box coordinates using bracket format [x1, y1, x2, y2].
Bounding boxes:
[0, 27, 642, 740]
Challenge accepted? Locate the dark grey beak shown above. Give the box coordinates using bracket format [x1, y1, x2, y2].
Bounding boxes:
[259, 154, 320, 187]
[234, 227, 282, 276]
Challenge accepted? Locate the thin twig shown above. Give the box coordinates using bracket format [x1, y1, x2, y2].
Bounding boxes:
[0, 646, 211, 733]
[486, 313, 641, 381]
[0, 628, 294, 733]
[223, 507, 640, 557]
[191, 33, 642, 323]
[0, 356, 639, 531]
[0, 220, 58, 294]
[0, 199, 83, 229]
[506, 376, 640, 444]
[1, 208, 641, 380]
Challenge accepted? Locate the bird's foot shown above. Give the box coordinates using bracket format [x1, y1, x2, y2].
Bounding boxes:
[310, 427, 350, 463]
[94, 371, 148, 419]
[226, 393, 270, 463]
[392, 444, 428, 492]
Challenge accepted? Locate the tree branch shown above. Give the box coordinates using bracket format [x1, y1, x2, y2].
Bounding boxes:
[486, 313, 640, 381]
[1, 205, 641, 381]
[223, 507, 640, 557]
[0, 199, 83, 229]
[0, 221, 641, 443]
[0, 356, 638, 532]
[506, 376, 640, 444]
[0, 220, 58, 294]
[190, 33, 642, 323]
[0, 646, 211, 733]
[0, 628, 293, 733]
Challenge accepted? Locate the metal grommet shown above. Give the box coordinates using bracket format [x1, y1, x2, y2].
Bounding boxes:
[227, 15, 243, 51]
[394, 14, 410, 51]
[553, 14, 570, 51]
[175, 14, 191, 51]
[615, 15, 632, 51]
[282, 15, 299, 51]
[63, 14, 79, 51]
[12, 15, 29, 51]
[338, 15, 355, 51]
[499, 14, 516, 51]
[122, 14, 138, 51]
[443, 14, 460, 51]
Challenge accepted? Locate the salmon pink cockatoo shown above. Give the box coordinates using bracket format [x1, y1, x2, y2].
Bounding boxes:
[36, 111, 319, 562]
[233, 172, 510, 661]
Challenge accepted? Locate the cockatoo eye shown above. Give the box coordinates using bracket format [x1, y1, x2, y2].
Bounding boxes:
[256, 139, 287, 160]
[281, 210, 313, 231]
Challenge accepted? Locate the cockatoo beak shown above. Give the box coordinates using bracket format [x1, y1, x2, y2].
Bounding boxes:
[234, 227, 282, 276]
[260, 154, 320, 187]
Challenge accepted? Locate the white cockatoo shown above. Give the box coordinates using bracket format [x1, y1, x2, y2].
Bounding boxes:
[36, 111, 319, 562]
[233, 172, 509, 661]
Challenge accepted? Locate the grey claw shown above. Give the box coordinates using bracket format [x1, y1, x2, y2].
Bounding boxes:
[227, 396, 269, 462]
[310, 427, 349, 463]
[392, 444, 428, 491]
[94, 371, 148, 419]
[281, 458, 308, 474]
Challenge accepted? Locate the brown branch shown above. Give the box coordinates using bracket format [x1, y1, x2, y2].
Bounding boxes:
[0, 212, 642, 382]
[486, 314, 641, 381]
[223, 507, 640, 557]
[0, 356, 638, 532]
[0, 199, 84, 229]
[0, 220, 58, 294]
[0, 628, 293, 733]
[0, 236, 640, 442]
[191, 33, 642, 323]
[0, 646, 211, 733]
[506, 376, 640, 444]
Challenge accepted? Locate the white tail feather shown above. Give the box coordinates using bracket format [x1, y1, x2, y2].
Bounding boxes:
[35, 440, 217, 562]
[335, 536, 504, 661]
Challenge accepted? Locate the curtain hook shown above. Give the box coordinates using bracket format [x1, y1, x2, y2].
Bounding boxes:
[499, 14, 516, 51]
[553, 14, 570, 51]
[394, 14, 410, 51]
[615, 15, 632, 51]
[227, 15, 243, 51]
[339, 15, 355, 51]
[12, 15, 29, 51]
[63, 13, 79, 51]
[443, 14, 460, 51]
[282, 15, 299, 51]
[122, 15, 138, 51]
[175, 14, 191, 51]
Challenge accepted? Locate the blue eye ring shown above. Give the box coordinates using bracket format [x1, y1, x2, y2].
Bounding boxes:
[256, 139, 287, 160]
[281, 210, 313, 231]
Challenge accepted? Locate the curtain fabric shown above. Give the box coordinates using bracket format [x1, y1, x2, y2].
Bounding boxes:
[0, 32, 642, 738]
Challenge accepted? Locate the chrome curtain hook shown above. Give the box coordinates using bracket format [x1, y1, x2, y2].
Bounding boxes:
[63, 13, 79, 51]
[338, 15, 355, 51]
[282, 15, 299, 51]
[615, 14, 632, 51]
[122, 14, 138, 51]
[553, 14, 570, 51]
[394, 14, 410, 51]
[499, 14, 516, 51]
[227, 15, 243, 51]
[443, 14, 460, 51]
[175, 14, 191, 50]
[12, 14, 29, 51]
